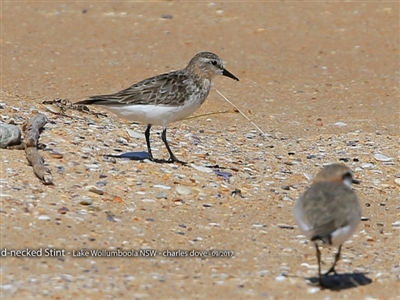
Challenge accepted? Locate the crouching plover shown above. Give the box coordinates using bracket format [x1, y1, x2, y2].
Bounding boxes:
[293, 163, 362, 286]
[75, 52, 239, 164]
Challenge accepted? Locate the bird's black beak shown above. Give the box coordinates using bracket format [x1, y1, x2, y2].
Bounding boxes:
[352, 179, 361, 184]
[222, 68, 239, 81]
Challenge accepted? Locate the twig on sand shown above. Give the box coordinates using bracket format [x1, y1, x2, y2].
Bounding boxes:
[22, 112, 53, 185]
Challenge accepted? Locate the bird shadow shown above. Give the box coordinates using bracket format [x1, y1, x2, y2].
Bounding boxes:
[105, 151, 149, 161]
[104, 152, 186, 164]
[306, 272, 372, 290]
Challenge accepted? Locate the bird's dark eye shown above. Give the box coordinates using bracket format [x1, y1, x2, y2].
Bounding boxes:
[211, 60, 218, 66]
[342, 171, 353, 180]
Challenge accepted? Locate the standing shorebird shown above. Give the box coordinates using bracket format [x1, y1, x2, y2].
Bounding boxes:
[75, 51, 239, 164]
[293, 164, 362, 286]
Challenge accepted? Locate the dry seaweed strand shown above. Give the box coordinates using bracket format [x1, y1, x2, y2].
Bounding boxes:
[22, 112, 53, 185]
[215, 89, 267, 136]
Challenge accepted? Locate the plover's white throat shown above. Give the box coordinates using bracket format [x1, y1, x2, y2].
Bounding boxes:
[75, 52, 239, 164]
[293, 163, 362, 286]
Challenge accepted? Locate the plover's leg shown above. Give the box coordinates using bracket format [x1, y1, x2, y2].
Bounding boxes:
[145, 124, 155, 161]
[161, 127, 186, 164]
[325, 244, 342, 275]
[315, 243, 324, 286]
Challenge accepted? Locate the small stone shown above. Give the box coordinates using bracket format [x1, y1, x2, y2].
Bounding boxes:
[391, 221, 400, 227]
[113, 196, 123, 203]
[84, 164, 100, 170]
[275, 275, 286, 282]
[394, 178, 400, 186]
[303, 173, 313, 180]
[154, 184, 171, 190]
[156, 192, 168, 199]
[190, 164, 213, 173]
[161, 14, 173, 19]
[361, 163, 373, 169]
[176, 185, 192, 195]
[277, 224, 294, 229]
[88, 186, 104, 195]
[126, 128, 143, 139]
[57, 207, 69, 214]
[334, 121, 347, 127]
[307, 287, 320, 294]
[256, 270, 270, 276]
[0, 123, 21, 148]
[38, 215, 51, 221]
[49, 151, 63, 159]
[141, 199, 155, 203]
[209, 223, 220, 227]
[79, 198, 93, 205]
[252, 224, 267, 228]
[373, 153, 393, 162]
[231, 188, 243, 197]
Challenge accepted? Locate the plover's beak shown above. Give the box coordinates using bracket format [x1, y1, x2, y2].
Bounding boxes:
[352, 179, 361, 184]
[222, 68, 239, 81]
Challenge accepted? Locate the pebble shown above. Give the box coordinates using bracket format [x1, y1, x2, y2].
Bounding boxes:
[361, 163, 373, 169]
[49, 151, 64, 159]
[57, 207, 69, 214]
[334, 121, 347, 127]
[0, 194, 12, 199]
[245, 132, 257, 139]
[79, 198, 93, 205]
[0, 123, 21, 148]
[277, 224, 294, 229]
[84, 164, 100, 170]
[88, 186, 104, 195]
[256, 270, 270, 276]
[141, 199, 155, 203]
[176, 185, 192, 195]
[161, 14, 173, 19]
[209, 223, 220, 227]
[394, 178, 400, 186]
[126, 128, 143, 139]
[38, 215, 51, 221]
[275, 275, 286, 282]
[215, 170, 232, 180]
[252, 224, 267, 228]
[156, 192, 168, 199]
[303, 173, 313, 180]
[307, 287, 320, 294]
[154, 184, 171, 190]
[392, 221, 400, 227]
[190, 164, 213, 173]
[373, 153, 393, 162]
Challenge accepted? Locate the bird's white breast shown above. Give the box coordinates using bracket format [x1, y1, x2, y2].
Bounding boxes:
[98, 91, 208, 127]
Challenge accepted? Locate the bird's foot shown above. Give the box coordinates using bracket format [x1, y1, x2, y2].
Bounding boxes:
[168, 156, 187, 165]
[324, 267, 338, 276]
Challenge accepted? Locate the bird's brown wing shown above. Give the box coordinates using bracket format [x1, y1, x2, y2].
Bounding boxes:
[77, 70, 197, 107]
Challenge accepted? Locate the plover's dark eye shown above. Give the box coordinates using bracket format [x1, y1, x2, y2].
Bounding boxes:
[342, 171, 353, 180]
[211, 60, 218, 66]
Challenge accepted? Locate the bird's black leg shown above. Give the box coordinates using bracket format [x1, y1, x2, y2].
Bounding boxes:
[161, 127, 186, 165]
[315, 243, 324, 286]
[145, 124, 154, 161]
[325, 244, 342, 275]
